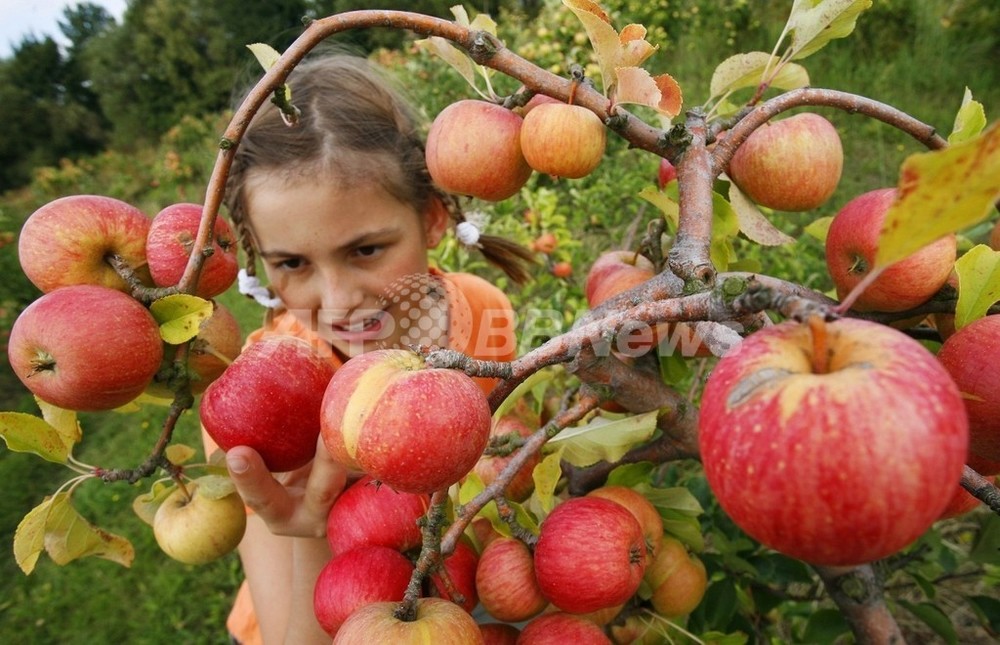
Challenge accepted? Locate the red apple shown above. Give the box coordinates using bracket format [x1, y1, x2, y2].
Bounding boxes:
[428, 538, 480, 612]
[936, 315, 1000, 461]
[643, 537, 707, 617]
[146, 202, 239, 298]
[17, 194, 151, 294]
[146, 302, 242, 397]
[520, 103, 606, 179]
[472, 415, 539, 503]
[313, 545, 414, 637]
[8, 284, 164, 411]
[518, 612, 613, 644]
[825, 188, 956, 312]
[513, 92, 561, 117]
[201, 336, 335, 472]
[152, 477, 247, 565]
[727, 112, 843, 211]
[699, 317, 968, 566]
[534, 496, 647, 614]
[333, 597, 484, 644]
[425, 100, 532, 202]
[657, 158, 677, 189]
[479, 622, 520, 644]
[587, 485, 664, 558]
[551, 261, 573, 279]
[475, 537, 548, 622]
[585, 250, 656, 309]
[531, 232, 558, 254]
[326, 475, 429, 556]
[321, 349, 491, 494]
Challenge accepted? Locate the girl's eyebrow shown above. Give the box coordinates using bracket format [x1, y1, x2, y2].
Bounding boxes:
[257, 227, 400, 259]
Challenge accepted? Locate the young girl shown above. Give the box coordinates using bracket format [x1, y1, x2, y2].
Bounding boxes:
[205, 54, 533, 643]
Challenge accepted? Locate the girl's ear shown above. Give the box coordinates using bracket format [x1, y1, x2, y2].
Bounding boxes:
[423, 196, 451, 249]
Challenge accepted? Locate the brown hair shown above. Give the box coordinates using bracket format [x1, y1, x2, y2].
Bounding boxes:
[225, 53, 534, 284]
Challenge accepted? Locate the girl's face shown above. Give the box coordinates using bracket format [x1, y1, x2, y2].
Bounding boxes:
[245, 174, 449, 359]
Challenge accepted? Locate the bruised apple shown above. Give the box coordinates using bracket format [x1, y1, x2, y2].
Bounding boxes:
[146, 202, 239, 298]
[425, 100, 532, 202]
[321, 349, 491, 494]
[8, 284, 163, 411]
[333, 597, 483, 644]
[699, 317, 968, 566]
[825, 188, 956, 312]
[200, 336, 335, 472]
[17, 194, 151, 293]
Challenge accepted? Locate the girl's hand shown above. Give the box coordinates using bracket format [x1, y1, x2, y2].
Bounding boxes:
[225, 435, 347, 538]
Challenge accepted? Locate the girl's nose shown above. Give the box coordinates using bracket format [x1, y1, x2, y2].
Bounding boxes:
[319, 270, 366, 319]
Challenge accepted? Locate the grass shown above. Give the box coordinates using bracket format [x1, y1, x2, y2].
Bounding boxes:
[2, 1, 1000, 642]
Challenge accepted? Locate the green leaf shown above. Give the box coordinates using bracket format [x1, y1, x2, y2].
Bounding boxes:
[658, 349, 692, 385]
[804, 215, 834, 242]
[949, 88, 987, 145]
[131, 480, 175, 527]
[785, 0, 874, 60]
[194, 474, 238, 500]
[42, 491, 135, 567]
[800, 608, 850, 644]
[876, 121, 1000, 268]
[0, 412, 72, 463]
[246, 43, 281, 71]
[954, 244, 1000, 329]
[709, 51, 810, 100]
[150, 293, 213, 345]
[662, 513, 705, 551]
[967, 595, 1000, 632]
[36, 398, 82, 450]
[640, 485, 705, 517]
[492, 368, 555, 422]
[14, 496, 51, 574]
[898, 600, 957, 645]
[606, 462, 656, 487]
[637, 185, 680, 231]
[696, 578, 738, 630]
[548, 410, 658, 467]
[969, 513, 1000, 564]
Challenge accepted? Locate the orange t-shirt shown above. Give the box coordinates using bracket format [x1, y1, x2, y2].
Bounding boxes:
[216, 270, 517, 644]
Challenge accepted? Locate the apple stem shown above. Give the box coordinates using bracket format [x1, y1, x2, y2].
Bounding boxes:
[808, 314, 830, 375]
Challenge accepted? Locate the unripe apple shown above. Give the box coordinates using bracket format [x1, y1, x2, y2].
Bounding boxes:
[8, 284, 164, 411]
[146, 202, 239, 298]
[17, 194, 151, 293]
[936, 315, 1000, 462]
[326, 475, 429, 555]
[333, 597, 484, 644]
[534, 496, 647, 614]
[518, 612, 613, 644]
[475, 537, 548, 622]
[825, 188, 956, 312]
[153, 479, 247, 565]
[520, 103, 606, 179]
[201, 336, 335, 472]
[587, 485, 664, 559]
[425, 100, 532, 201]
[727, 112, 843, 211]
[644, 537, 707, 617]
[313, 545, 414, 637]
[699, 318, 968, 566]
[321, 349, 491, 494]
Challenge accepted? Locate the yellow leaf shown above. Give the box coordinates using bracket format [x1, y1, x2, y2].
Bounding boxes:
[14, 497, 51, 574]
[729, 183, 796, 246]
[165, 443, 197, 466]
[949, 87, 987, 145]
[151, 293, 214, 345]
[132, 480, 176, 527]
[246, 43, 281, 71]
[804, 215, 834, 242]
[614, 67, 682, 117]
[876, 121, 1000, 267]
[415, 37, 479, 91]
[35, 398, 81, 452]
[617, 24, 658, 69]
[530, 445, 564, 518]
[0, 412, 71, 463]
[954, 244, 1000, 329]
[637, 185, 679, 230]
[563, 0, 657, 94]
[195, 474, 239, 500]
[548, 410, 658, 467]
[43, 492, 134, 567]
[785, 0, 874, 60]
[709, 52, 810, 99]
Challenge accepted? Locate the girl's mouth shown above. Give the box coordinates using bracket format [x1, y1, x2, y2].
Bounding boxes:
[329, 310, 388, 343]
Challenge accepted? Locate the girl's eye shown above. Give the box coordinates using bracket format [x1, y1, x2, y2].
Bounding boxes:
[355, 245, 380, 257]
[276, 257, 303, 270]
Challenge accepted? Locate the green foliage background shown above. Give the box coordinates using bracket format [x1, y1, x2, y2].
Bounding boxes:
[2, 1, 1000, 642]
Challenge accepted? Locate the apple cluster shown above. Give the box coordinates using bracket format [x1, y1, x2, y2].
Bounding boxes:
[317, 473, 710, 642]
[8, 195, 242, 412]
[425, 96, 607, 202]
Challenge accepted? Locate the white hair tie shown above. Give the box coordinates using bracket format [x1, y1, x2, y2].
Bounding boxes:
[238, 268, 283, 308]
[456, 221, 480, 247]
